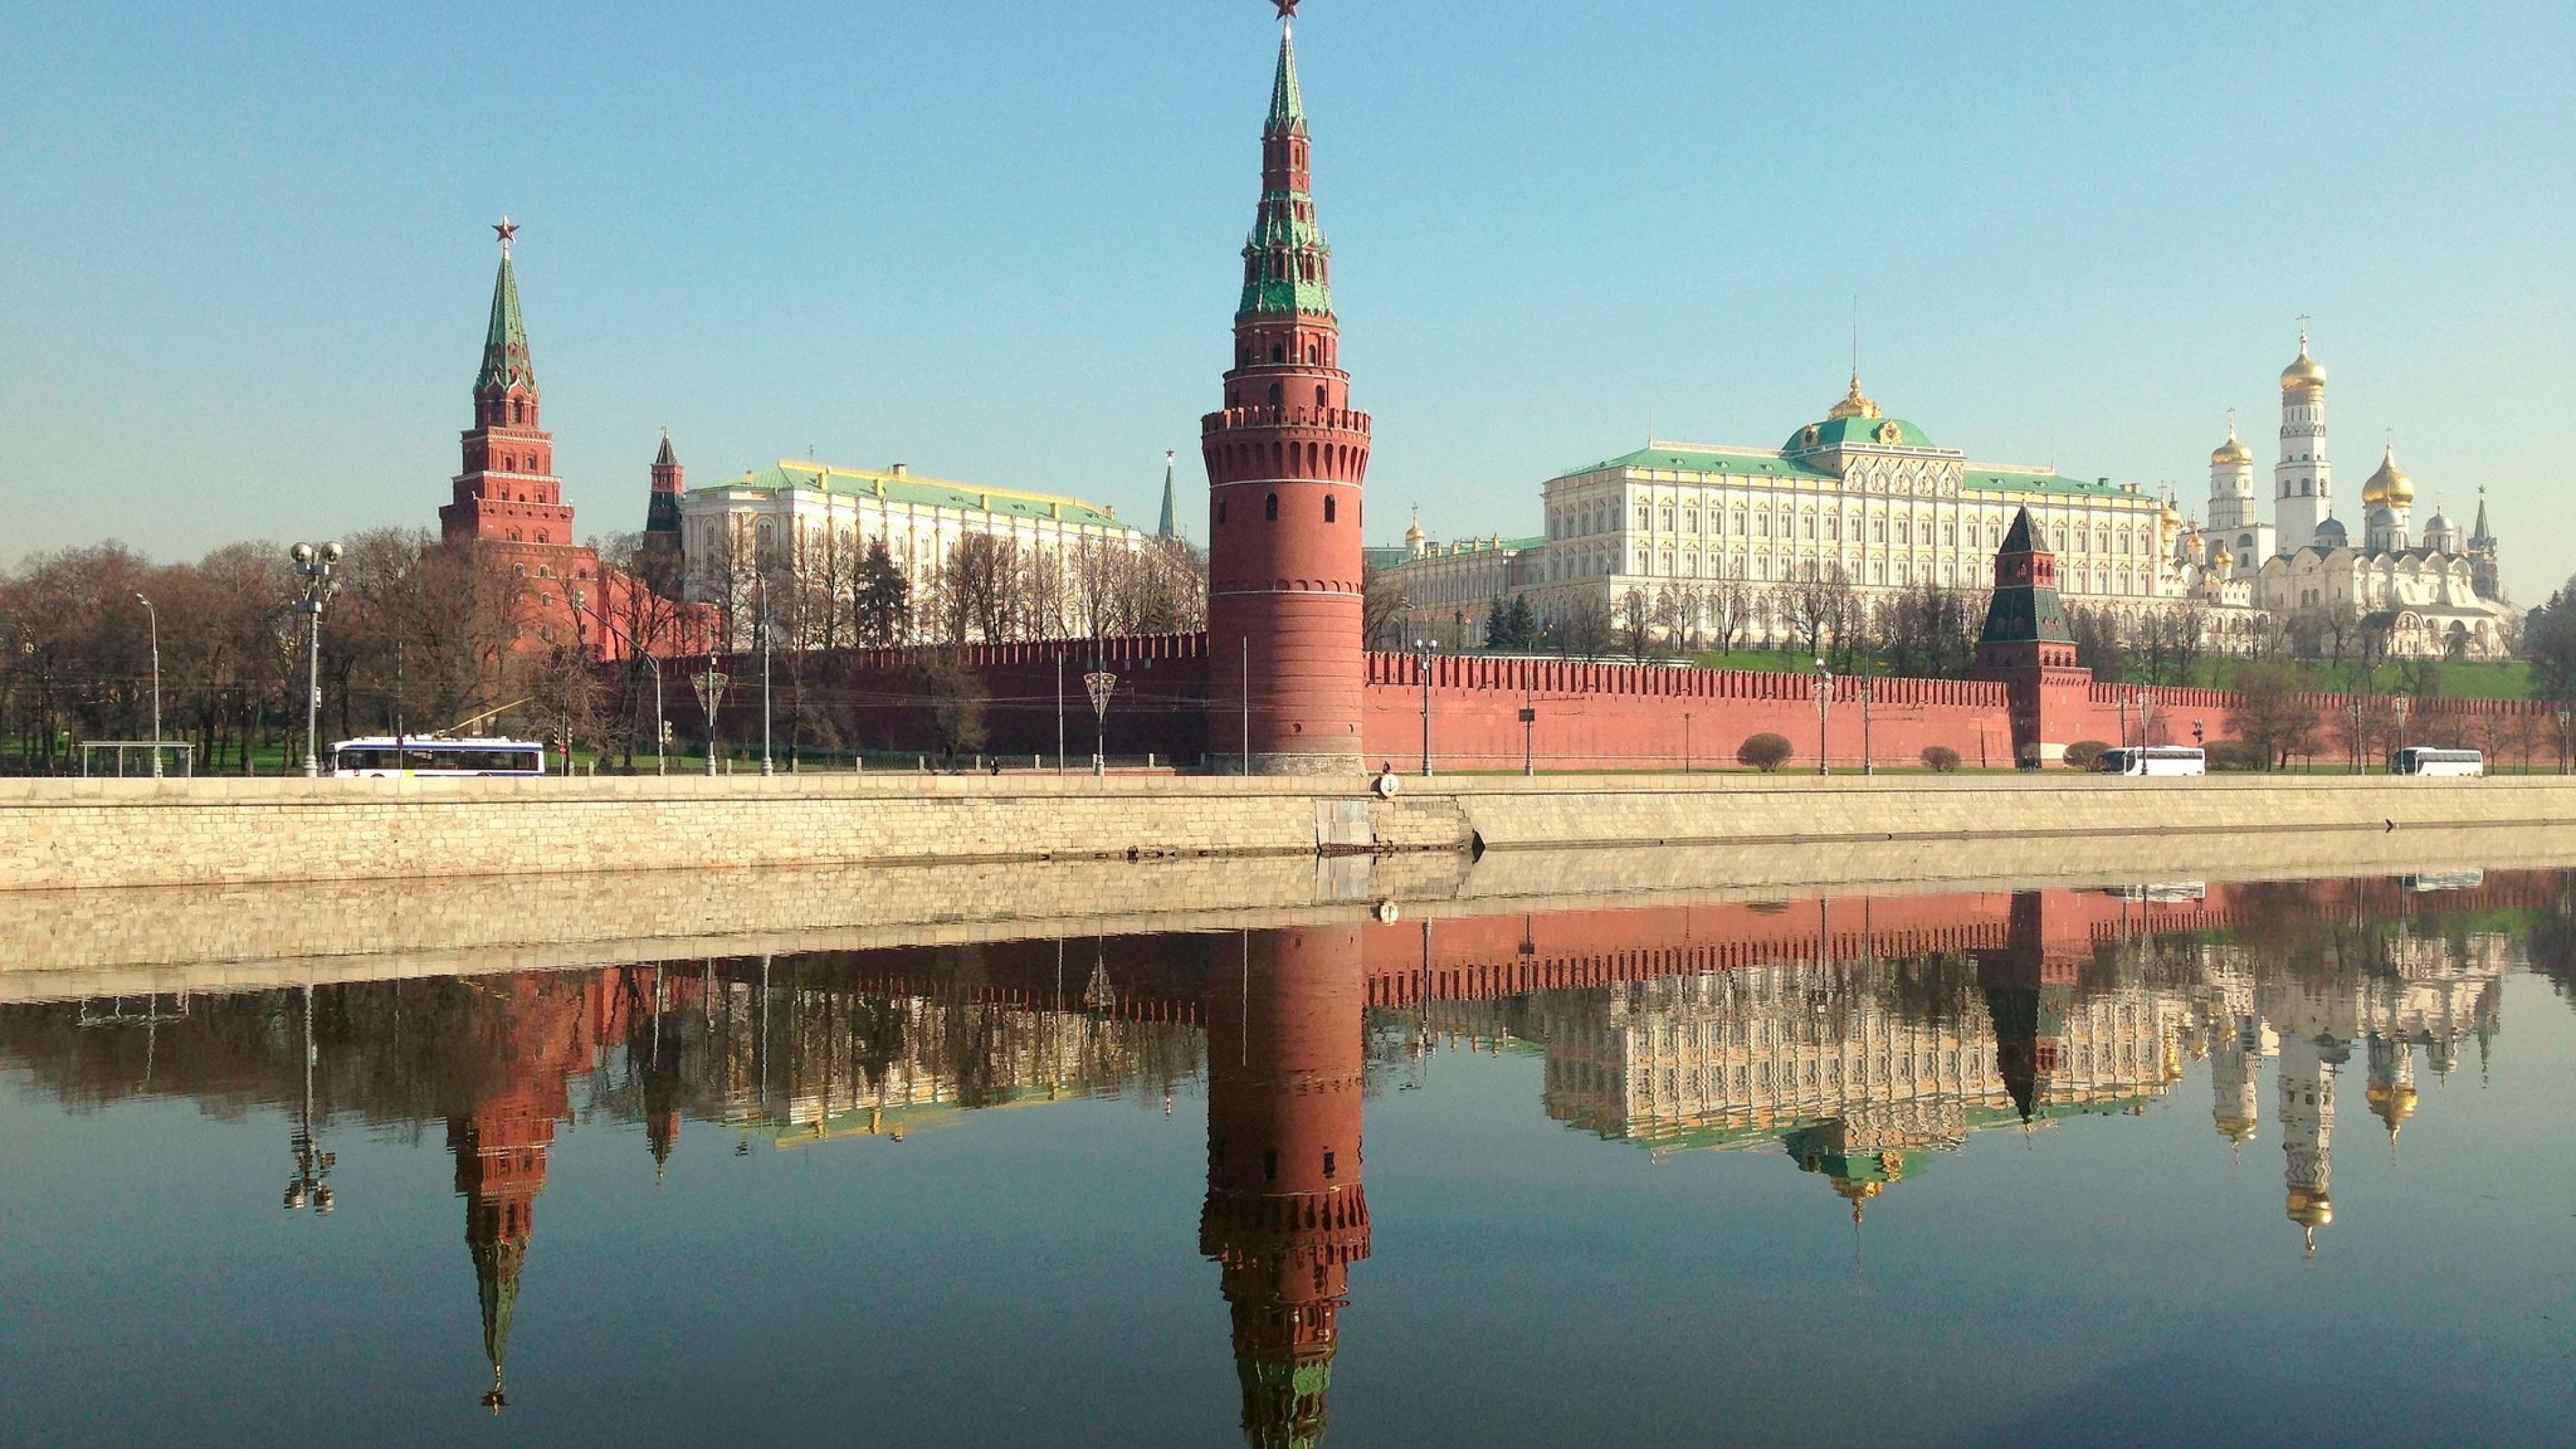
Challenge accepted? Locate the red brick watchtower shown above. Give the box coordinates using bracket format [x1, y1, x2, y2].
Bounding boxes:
[1970, 506, 2094, 767]
[440, 221, 576, 553]
[1202, 7, 1373, 773]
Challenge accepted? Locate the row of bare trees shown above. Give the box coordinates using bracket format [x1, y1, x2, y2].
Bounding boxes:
[0, 532, 548, 773]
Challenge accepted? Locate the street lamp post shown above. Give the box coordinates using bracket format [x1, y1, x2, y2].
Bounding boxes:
[1413, 640, 1439, 776]
[289, 541, 342, 779]
[1814, 655, 1831, 776]
[758, 588, 774, 777]
[133, 593, 161, 777]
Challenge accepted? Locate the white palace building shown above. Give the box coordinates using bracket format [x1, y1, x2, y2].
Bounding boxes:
[1379, 329, 2514, 659]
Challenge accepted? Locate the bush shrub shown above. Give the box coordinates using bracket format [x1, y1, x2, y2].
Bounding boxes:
[1737, 732, 1796, 771]
[2204, 739, 2264, 771]
[1919, 745, 1962, 773]
[2061, 739, 2110, 770]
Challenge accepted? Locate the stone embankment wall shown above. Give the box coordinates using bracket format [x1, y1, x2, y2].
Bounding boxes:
[5, 773, 2575, 896]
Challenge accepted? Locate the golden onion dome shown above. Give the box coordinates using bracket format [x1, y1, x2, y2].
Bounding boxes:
[2211, 432, 2254, 467]
[2366, 1080, 2419, 1136]
[2286, 1189, 2332, 1229]
[2362, 444, 2413, 508]
[2214, 1114, 2257, 1143]
[2281, 345, 2326, 391]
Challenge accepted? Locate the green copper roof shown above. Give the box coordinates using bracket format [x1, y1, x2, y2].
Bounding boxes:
[1157, 454, 1181, 540]
[1238, 28, 1332, 321]
[1559, 445, 1834, 482]
[1267, 27, 1307, 136]
[474, 1238, 525, 1371]
[477, 253, 535, 394]
[1554, 444, 2132, 498]
[1784, 414, 1937, 453]
[712, 460, 1128, 530]
[1962, 468, 2126, 498]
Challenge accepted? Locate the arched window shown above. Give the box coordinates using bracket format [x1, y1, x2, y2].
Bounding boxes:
[1267, 382, 1283, 407]
[1271, 343, 1284, 363]
[1218, 498, 1228, 524]
[1265, 493, 1279, 521]
[1324, 495, 1337, 523]
[1314, 384, 1326, 410]
[1659, 506, 1674, 531]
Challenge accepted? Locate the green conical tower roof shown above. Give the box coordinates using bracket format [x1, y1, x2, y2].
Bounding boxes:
[1238, 24, 1333, 322]
[1157, 451, 1181, 540]
[1267, 23, 1307, 137]
[473, 1237, 524, 1411]
[653, 427, 678, 469]
[477, 240, 536, 395]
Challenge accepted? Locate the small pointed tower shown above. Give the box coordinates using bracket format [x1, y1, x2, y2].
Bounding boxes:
[1971, 508, 2093, 767]
[645, 428, 685, 554]
[2467, 487, 2501, 598]
[1202, 5, 1373, 773]
[2273, 322, 2334, 553]
[1157, 449, 1183, 542]
[439, 220, 576, 552]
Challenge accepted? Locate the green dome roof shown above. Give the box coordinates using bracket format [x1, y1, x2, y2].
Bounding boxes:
[1785, 413, 1936, 453]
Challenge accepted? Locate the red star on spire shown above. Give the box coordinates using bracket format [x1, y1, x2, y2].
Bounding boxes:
[1270, 0, 1299, 18]
[493, 216, 518, 252]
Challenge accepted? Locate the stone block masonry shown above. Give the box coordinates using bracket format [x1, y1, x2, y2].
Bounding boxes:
[5, 772, 2576, 896]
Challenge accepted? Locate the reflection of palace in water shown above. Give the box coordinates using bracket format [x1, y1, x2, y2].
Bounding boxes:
[0, 873, 2556, 1442]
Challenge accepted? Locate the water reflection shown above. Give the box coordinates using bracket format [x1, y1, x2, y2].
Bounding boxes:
[3, 872, 2568, 1442]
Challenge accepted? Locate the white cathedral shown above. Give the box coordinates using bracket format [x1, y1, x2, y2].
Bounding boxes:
[2184, 326, 2512, 660]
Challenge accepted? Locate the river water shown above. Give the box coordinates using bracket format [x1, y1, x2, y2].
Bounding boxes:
[5, 871, 2573, 1446]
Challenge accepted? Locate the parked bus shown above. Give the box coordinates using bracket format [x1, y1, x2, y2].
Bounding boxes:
[331, 737, 547, 777]
[2093, 746, 2207, 777]
[2391, 747, 2483, 777]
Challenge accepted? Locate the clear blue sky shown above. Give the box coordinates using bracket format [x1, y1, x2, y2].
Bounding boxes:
[4, 1, 2569, 598]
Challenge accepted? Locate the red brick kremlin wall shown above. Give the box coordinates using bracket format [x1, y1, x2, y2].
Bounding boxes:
[700, 637, 2564, 771]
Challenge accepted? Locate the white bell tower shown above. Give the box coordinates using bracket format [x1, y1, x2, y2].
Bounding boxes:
[2274, 320, 2333, 553]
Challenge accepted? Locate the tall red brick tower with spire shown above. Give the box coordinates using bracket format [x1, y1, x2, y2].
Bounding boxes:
[441, 220, 578, 554]
[1201, 924, 1371, 1447]
[1203, 3, 1373, 773]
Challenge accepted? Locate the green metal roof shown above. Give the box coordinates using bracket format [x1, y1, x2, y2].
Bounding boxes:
[1962, 468, 2125, 498]
[1555, 445, 2130, 500]
[1267, 25, 1307, 136]
[476, 253, 535, 394]
[1784, 414, 1937, 453]
[712, 461, 1126, 530]
[1560, 445, 1834, 482]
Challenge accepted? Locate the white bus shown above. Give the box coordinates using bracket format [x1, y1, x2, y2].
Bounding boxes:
[2093, 746, 2207, 777]
[331, 737, 548, 777]
[2391, 747, 2483, 777]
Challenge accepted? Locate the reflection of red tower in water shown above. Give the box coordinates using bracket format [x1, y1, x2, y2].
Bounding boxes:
[446, 973, 627, 1411]
[1202, 926, 1371, 1448]
[1202, 13, 1373, 773]
[1978, 892, 2086, 1121]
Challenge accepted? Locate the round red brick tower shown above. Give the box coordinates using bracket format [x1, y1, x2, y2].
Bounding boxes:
[1203, 13, 1372, 774]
